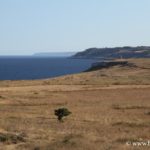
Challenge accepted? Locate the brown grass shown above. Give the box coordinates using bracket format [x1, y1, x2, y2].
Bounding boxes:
[0, 58, 149, 150]
[112, 104, 150, 110]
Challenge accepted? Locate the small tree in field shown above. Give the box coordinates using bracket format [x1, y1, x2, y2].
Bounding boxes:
[54, 108, 71, 122]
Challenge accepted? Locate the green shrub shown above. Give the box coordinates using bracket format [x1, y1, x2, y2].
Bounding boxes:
[54, 108, 72, 122]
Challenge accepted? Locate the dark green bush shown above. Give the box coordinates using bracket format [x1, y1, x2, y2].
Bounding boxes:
[54, 108, 71, 122]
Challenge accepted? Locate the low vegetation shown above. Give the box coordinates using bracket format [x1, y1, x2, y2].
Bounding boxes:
[0, 132, 25, 144]
[112, 104, 150, 110]
[54, 108, 72, 122]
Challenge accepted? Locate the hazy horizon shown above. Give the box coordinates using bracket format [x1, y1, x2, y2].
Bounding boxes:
[0, 51, 76, 56]
[0, 0, 150, 55]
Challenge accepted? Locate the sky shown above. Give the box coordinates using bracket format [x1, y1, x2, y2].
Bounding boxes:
[0, 0, 150, 55]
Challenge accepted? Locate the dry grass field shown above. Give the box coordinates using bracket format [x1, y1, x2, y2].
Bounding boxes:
[0, 58, 150, 150]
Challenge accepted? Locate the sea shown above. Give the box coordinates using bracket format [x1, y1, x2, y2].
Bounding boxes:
[0, 56, 96, 80]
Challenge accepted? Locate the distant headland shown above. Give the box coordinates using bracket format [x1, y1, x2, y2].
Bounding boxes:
[33, 52, 76, 57]
[72, 46, 150, 59]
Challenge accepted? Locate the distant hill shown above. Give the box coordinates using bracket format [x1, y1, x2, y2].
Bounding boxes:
[72, 46, 150, 59]
[34, 52, 76, 57]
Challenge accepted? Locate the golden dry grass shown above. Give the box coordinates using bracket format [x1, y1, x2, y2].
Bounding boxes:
[0, 58, 149, 150]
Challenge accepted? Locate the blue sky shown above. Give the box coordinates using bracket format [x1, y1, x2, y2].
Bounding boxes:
[0, 0, 150, 55]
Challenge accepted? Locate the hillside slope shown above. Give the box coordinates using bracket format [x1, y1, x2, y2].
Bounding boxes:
[47, 58, 150, 85]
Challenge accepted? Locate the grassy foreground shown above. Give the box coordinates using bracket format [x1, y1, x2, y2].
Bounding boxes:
[0, 58, 150, 150]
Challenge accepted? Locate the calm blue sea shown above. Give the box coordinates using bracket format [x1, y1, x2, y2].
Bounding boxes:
[0, 57, 95, 80]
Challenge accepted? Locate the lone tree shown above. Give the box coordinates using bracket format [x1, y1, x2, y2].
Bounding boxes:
[54, 108, 72, 122]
